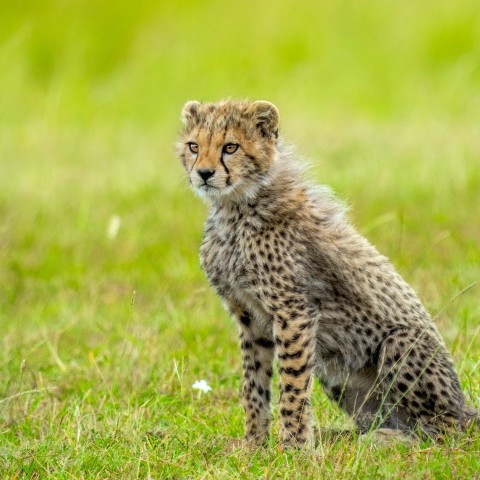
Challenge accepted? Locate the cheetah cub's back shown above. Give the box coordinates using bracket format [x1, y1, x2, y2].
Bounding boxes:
[176, 99, 478, 448]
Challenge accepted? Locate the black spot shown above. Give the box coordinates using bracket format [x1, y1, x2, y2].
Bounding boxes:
[422, 398, 436, 412]
[303, 378, 310, 390]
[298, 321, 312, 331]
[414, 389, 427, 399]
[278, 350, 303, 360]
[255, 338, 275, 349]
[240, 314, 250, 326]
[283, 333, 301, 348]
[331, 385, 342, 402]
[282, 364, 308, 377]
[398, 382, 408, 393]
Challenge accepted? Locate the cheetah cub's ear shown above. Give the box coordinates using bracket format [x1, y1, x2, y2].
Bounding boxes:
[247, 100, 279, 138]
[181, 100, 202, 124]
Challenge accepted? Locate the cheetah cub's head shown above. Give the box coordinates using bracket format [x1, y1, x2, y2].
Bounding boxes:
[176, 99, 279, 203]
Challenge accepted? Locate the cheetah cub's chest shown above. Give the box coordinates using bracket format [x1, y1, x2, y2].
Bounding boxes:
[200, 207, 252, 298]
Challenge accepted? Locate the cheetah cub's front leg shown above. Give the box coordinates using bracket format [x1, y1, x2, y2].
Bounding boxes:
[273, 303, 316, 448]
[229, 302, 275, 446]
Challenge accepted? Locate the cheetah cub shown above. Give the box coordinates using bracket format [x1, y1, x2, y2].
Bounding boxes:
[176, 99, 477, 448]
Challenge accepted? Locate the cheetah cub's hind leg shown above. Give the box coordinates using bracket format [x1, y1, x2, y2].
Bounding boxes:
[372, 328, 472, 438]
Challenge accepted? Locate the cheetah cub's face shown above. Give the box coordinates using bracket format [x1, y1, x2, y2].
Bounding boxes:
[176, 100, 279, 202]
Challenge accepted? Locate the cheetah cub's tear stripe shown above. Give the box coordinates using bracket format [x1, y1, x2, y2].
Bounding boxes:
[176, 99, 478, 448]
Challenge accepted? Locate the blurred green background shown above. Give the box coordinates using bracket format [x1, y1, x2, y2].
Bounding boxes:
[1, 1, 479, 476]
[2, 0, 480, 124]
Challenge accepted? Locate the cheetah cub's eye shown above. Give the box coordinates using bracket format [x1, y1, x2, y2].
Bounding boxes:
[188, 143, 199, 154]
[223, 144, 239, 155]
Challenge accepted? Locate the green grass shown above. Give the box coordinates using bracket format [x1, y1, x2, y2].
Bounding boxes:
[1, 0, 479, 478]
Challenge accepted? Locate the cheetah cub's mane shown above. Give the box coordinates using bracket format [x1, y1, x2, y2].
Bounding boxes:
[176, 99, 478, 449]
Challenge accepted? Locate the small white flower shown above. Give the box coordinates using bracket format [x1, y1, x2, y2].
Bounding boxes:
[107, 215, 121, 239]
[192, 379, 212, 393]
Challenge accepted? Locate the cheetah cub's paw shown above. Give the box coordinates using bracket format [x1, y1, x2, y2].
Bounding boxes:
[359, 428, 418, 447]
[280, 431, 316, 451]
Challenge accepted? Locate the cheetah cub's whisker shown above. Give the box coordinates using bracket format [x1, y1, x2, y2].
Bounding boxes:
[176, 99, 478, 449]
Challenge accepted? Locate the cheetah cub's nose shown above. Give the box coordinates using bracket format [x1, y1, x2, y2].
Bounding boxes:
[197, 168, 215, 182]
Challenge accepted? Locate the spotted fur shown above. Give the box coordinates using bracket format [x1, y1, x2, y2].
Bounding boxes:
[176, 99, 478, 448]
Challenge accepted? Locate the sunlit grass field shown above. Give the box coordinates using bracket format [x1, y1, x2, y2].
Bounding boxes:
[1, 1, 479, 478]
